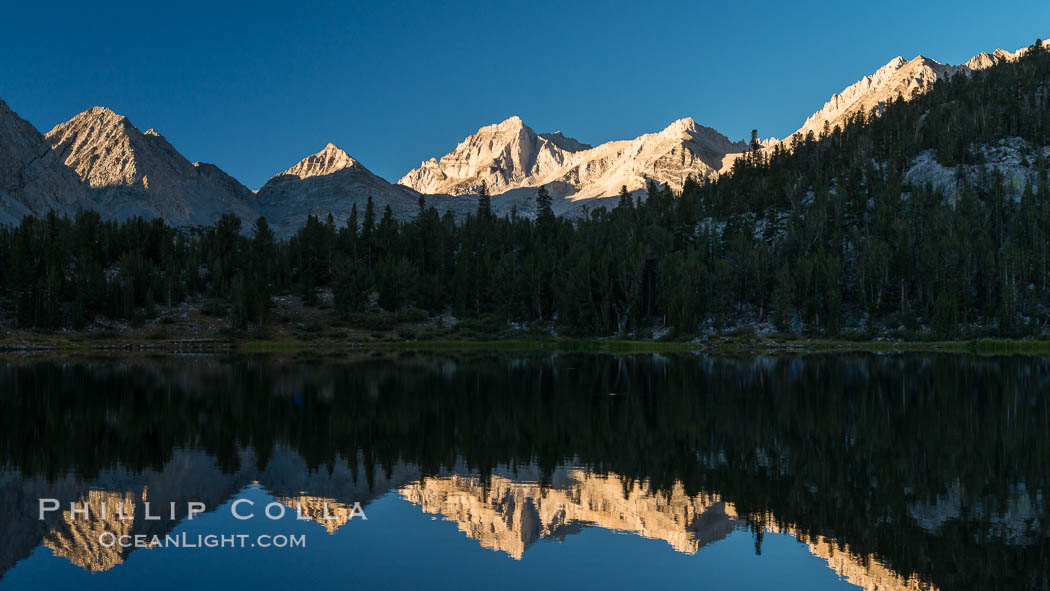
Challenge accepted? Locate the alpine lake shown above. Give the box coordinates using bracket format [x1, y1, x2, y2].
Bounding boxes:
[0, 351, 1046, 590]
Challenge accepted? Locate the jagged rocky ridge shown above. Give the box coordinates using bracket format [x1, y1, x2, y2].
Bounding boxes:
[0, 98, 95, 226]
[0, 449, 417, 577]
[254, 142, 483, 231]
[255, 143, 423, 230]
[0, 38, 1047, 232]
[398, 116, 594, 196]
[45, 107, 256, 226]
[773, 39, 1050, 148]
[1, 454, 975, 591]
[2, 354, 1045, 589]
[399, 115, 747, 206]
[401, 40, 1050, 203]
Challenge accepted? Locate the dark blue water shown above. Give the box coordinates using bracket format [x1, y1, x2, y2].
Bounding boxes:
[0, 353, 1045, 590]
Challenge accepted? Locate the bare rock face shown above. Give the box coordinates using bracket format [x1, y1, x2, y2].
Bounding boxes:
[45, 107, 256, 226]
[717, 39, 1050, 174]
[0, 98, 96, 225]
[789, 39, 1050, 144]
[0, 99, 48, 194]
[191, 161, 254, 202]
[793, 56, 966, 141]
[400, 468, 742, 559]
[542, 117, 746, 200]
[257, 143, 434, 234]
[399, 116, 745, 209]
[274, 141, 362, 180]
[0, 447, 416, 577]
[905, 138, 1050, 202]
[966, 48, 1015, 71]
[782, 526, 938, 591]
[5, 38, 1049, 230]
[398, 116, 592, 196]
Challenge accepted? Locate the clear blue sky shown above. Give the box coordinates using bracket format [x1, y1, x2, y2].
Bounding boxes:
[1, 0, 1048, 189]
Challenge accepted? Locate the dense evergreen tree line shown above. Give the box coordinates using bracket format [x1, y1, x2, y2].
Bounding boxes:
[2, 40, 1050, 337]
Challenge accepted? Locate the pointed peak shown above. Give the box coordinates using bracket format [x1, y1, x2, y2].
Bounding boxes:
[498, 115, 524, 128]
[314, 142, 356, 162]
[45, 105, 139, 142]
[966, 50, 1003, 70]
[81, 106, 127, 121]
[51, 106, 135, 136]
[875, 56, 907, 73]
[908, 55, 945, 68]
[144, 128, 162, 137]
[274, 142, 362, 181]
[659, 117, 700, 138]
[86, 105, 116, 115]
[474, 116, 531, 136]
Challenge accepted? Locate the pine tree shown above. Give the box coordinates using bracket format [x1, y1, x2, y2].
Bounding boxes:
[362, 196, 376, 264]
[250, 217, 276, 325]
[536, 185, 554, 227]
[477, 181, 492, 219]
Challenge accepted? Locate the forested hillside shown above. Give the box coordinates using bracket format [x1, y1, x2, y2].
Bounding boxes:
[2, 40, 1049, 339]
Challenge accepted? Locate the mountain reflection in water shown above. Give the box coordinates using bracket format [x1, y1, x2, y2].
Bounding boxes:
[0, 353, 1046, 590]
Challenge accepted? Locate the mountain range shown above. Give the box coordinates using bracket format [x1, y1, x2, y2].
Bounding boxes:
[1, 453, 962, 591]
[0, 98, 95, 226]
[44, 106, 257, 226]
[1, 38, 1047, 234]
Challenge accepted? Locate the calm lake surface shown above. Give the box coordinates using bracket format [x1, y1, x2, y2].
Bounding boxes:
[0, 353, 1046, 590]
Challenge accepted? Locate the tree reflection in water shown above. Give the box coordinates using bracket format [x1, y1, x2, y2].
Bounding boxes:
[0, 353, 1046, 590]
